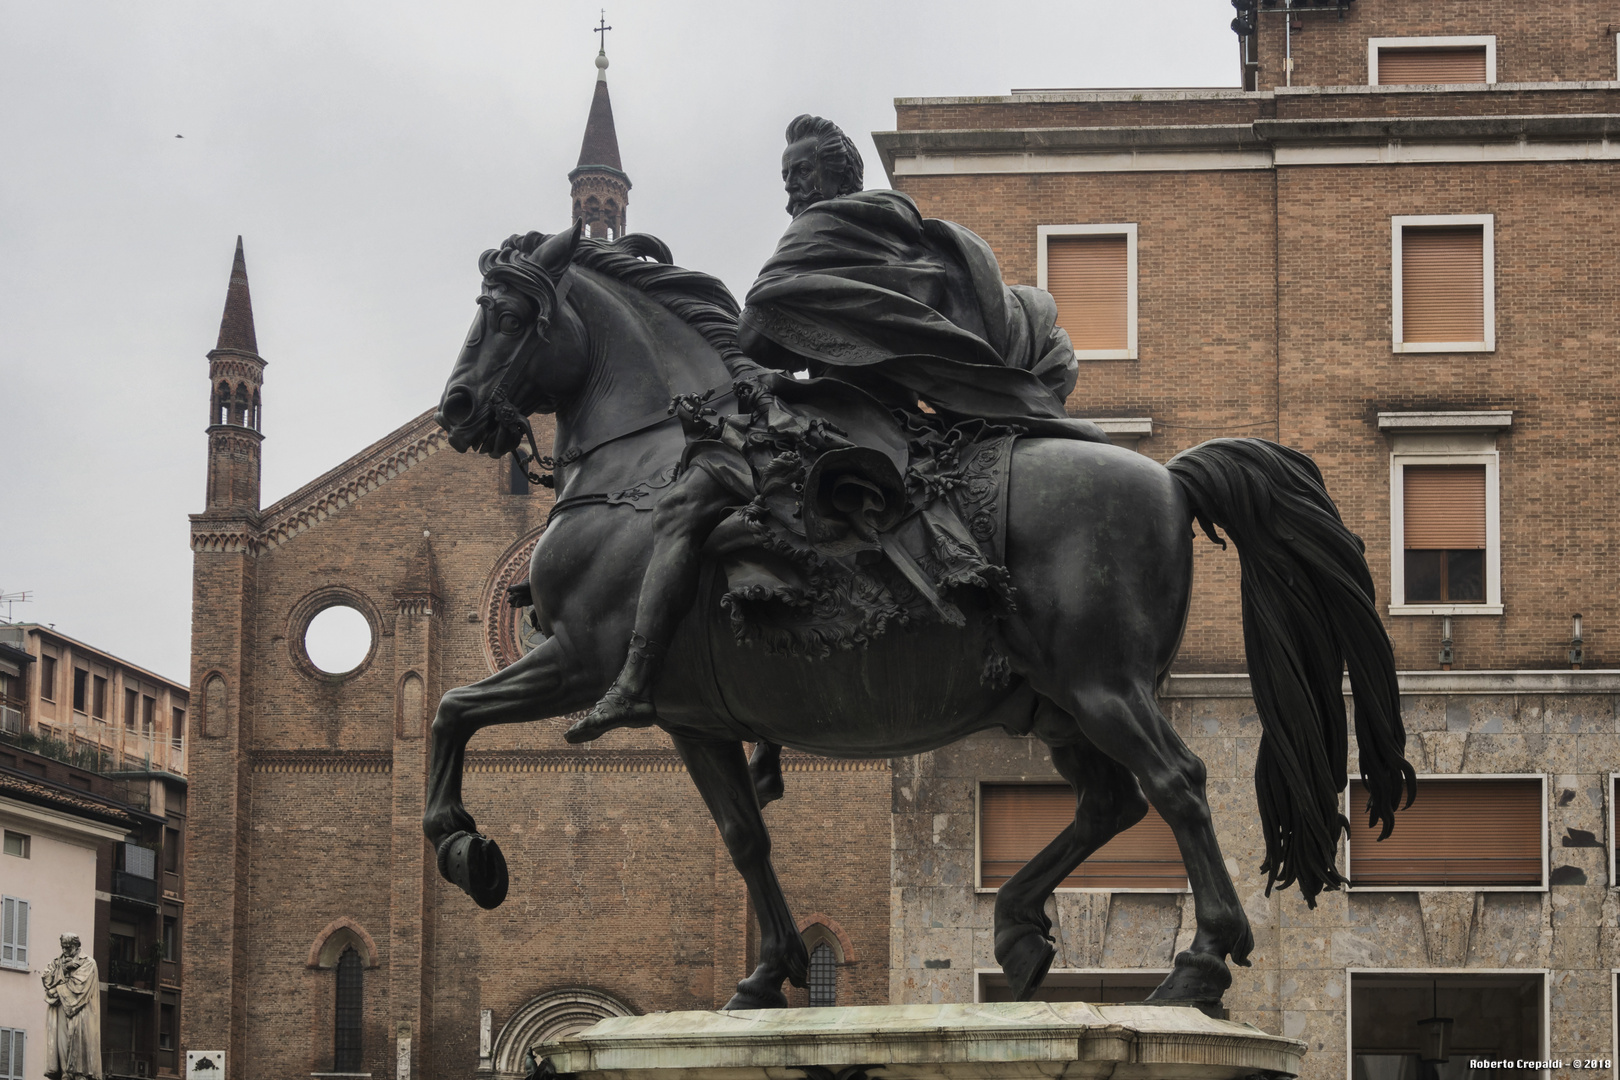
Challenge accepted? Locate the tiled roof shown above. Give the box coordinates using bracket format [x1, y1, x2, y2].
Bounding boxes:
[0, 767, 148, 828]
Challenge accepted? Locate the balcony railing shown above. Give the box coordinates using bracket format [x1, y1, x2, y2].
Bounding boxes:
[106, 956, 156, 988]
[0, 701, 22, 735]
[0, 719, 185, 778]
[111, 870, 159, 905]
[104, 1049, 156, 1078]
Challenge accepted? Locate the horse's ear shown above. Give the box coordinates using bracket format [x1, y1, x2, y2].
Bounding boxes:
[536, 220, 584, 279]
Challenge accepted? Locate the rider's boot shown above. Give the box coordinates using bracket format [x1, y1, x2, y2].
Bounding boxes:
[567, 633, 662, 743]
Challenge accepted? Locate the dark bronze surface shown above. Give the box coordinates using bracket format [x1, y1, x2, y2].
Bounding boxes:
[426, 117, 1414, 1013]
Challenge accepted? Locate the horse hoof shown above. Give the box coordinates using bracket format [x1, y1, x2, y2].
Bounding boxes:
[997, 928, 1055, 1001]
[753, 767, 784, 807]
[1144, 950, 1232, 1015]
[437, 831, 509, 909]
[722, 985, 788, 1010]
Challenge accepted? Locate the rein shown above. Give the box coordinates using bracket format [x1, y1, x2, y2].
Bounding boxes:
[535, 384, 736, 519]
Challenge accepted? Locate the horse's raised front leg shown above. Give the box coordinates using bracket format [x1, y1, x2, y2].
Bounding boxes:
[993, 730, 1149, 1000]
[671, 734, 808, 1008]
[424, 634, 602, 909]
[1057, 680, 1253, 1014]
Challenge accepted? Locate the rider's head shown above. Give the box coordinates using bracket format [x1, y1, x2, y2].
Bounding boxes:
[782, 115, 864, 218]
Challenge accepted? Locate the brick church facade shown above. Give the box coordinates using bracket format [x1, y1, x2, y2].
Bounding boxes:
[181, 53, 888, 1080]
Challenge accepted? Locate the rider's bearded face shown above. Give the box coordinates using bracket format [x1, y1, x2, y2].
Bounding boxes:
[782, 136, 836, 218]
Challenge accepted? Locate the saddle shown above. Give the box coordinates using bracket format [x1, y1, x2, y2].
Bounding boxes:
[699, 415, 1022, 663]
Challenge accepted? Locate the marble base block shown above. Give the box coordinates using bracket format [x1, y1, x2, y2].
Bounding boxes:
[539, 1002, 1304, 1080]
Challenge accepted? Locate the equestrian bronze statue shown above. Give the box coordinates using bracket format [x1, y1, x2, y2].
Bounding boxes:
[427, 115, 1415, 1015]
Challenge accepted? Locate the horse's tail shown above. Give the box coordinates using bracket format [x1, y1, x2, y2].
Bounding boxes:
[1166, 437, 1416, 907]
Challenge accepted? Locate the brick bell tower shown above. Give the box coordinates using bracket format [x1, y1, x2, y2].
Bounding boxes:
[205, 236, 265, 512]
[570, 41, 630, 239]
[186, 237, 264, 1073]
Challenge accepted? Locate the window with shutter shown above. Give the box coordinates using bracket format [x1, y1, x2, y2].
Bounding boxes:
[1377, 47, 1489, 84]
[1346, 777, 1544, 888]
[1403, 464, 1487, 604]
[979, 783, 1186, 890]
[0, 1027, 25, 1080]
[1039, 225, 1137, 359]
[1369, 36, 1496, 85]
[1, 896, 28, 968]
[1392, 215, 1494, 352]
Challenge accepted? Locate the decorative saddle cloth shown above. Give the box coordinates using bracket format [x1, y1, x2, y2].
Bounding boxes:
[694, 393, 1024, 663]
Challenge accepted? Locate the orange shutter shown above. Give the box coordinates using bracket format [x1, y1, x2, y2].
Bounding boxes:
[1404, 465, 1486, 549]
[1047, 235, 1128, 351]
[1402, 226, 1485, 343]
[1347, 778, 1542, 886]
[980, 783, 1185, 890]
[1378, 47, 1489, 85]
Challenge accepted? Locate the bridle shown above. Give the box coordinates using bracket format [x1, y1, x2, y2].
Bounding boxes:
[470, 268, 576, 488]
[472, 264, 736, 491]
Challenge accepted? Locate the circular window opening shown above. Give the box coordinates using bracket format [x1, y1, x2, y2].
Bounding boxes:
[304, 605, 374, 675]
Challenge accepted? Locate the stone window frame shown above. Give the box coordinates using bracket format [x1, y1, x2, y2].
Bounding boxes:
[971, 967, 1170, 1003]
[1391, 213, 1496, 354]
[1343, 967, 1548, 1079]
[1609, 774, 1620, 890]
[287, 586, 382, 684]
[1611, 971, 1620, 1080]
[1367, 36, 1498, 85]
[973, 779, 1191, 896]
[1036, 223, 1139, 361]
[1341, 773, 1548, 893]
[1380, 414, 1510, 616]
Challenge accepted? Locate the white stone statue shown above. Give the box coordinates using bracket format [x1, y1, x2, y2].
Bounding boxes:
[42, 932, 101, 1080]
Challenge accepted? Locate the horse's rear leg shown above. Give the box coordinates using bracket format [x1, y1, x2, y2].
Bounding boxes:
[672, 734, 808, 1008]
[424, 636, 601, 908]
[1054, 680, 1253, 1012]
[993, 729, 1149, 1000]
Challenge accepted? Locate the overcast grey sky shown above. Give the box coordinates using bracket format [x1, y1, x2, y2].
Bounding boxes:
[0, 2, 1237, 681]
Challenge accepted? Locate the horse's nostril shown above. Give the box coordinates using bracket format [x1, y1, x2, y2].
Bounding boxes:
[441, 386, 474, 427]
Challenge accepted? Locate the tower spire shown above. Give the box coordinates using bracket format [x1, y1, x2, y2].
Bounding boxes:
[570, 18, 630, 240]
[204, 237, 266, 514]
[216, 235, 258, 353]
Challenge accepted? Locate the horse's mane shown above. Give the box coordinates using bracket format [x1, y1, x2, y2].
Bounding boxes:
[481, 231, 744, 363]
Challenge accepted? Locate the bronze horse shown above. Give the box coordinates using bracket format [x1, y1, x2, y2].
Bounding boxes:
[427, 226, 1415, 1012]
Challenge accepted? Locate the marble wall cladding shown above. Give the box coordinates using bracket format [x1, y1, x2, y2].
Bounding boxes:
[890, 688, 1620, 1080]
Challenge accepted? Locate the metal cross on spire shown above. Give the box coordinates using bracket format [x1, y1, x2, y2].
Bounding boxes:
[594, 10, 612, 53]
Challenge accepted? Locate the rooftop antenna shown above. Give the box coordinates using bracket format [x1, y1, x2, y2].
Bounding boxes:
[594, 9, 612, 54]
[0, 589, 32, 623]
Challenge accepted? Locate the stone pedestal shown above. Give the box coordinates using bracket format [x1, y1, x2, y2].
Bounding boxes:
[539, 1002, 1304, 1080]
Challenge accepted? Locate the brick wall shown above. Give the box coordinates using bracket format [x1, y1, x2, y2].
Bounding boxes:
[1253, 0, 1620, 89]
[184, 414, 893, 1079]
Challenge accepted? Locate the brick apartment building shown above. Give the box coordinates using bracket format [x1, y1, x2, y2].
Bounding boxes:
[870, 0, 1620, 1075]
[1, 624, 189, 1079]
[180, 51, 889, 1080]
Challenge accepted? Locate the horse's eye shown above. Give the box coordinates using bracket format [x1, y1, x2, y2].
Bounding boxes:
[498, 312, 524, 334]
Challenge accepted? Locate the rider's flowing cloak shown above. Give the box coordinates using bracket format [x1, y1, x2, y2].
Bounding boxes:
[737, 189, 1104, 443]
[685, 191, 1111, 658]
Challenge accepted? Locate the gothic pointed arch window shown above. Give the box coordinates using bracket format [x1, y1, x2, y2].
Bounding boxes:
[808, 942, 836, 1007]
[251, 390, 261, 431]
[334, 946, 363, 1071]
[796, 914, 854, 1008]
[233, 383, 250, 425]
[306, 918, 379, 1076]
[216, 382, 232, 425]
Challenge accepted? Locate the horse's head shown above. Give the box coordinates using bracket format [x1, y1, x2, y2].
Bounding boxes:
[437, 223, 589, 457]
